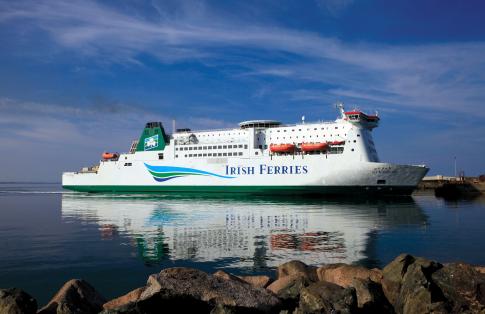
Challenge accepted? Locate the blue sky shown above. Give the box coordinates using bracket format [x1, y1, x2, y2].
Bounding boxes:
[0, 0, 484, 181]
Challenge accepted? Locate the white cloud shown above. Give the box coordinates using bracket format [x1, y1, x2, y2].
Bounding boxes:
[1, 0, 485, 116]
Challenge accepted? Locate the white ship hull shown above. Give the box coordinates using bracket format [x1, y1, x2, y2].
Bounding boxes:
[62, 106, 429, 195]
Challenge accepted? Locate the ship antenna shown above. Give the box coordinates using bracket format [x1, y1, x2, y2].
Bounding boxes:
[335, 101, 345, 118]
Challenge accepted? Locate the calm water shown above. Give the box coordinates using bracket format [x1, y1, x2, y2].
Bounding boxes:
[1, 183, 485, 304]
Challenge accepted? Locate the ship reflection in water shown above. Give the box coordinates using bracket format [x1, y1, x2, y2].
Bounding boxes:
[61, 194, 427, 269]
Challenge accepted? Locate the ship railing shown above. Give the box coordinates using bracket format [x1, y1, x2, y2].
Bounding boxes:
[77, 165, 99, 174]
[173, 120, 339, 135]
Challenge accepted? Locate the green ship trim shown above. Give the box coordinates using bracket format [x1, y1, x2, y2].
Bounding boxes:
[62, 185, 415, 195]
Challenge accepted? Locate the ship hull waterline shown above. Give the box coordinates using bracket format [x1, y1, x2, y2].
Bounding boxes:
[62, 184, 416, 196]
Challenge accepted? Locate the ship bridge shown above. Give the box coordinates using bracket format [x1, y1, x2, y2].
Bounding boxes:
[238, 120, 281, 129]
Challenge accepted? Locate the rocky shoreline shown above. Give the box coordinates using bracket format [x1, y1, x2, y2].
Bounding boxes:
[1, 254, 485, 313]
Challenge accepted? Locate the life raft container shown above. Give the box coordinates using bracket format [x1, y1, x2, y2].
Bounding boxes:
[270, 143, 295, 153]
[301, 142, 328, 152]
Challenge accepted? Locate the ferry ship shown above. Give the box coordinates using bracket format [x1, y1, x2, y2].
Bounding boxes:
[62, 104, 428, 195]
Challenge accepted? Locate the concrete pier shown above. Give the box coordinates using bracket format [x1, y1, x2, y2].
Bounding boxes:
[418, 175, 485, 197]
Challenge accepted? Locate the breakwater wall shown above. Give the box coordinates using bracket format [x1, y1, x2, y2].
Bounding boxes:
[1, 254, 485, 313]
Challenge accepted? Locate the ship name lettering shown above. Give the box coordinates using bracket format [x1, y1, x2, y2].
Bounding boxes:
[225, 165, 308, 176]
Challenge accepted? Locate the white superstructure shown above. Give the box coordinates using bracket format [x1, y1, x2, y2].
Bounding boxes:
[62, 104, 428, 195]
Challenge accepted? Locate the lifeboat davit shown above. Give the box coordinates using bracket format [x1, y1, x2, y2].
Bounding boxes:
[330, 140, 345, 145]
[270, 143, 295, 153]
[102, 152, 119, 160]
[301, 142, 328, 152]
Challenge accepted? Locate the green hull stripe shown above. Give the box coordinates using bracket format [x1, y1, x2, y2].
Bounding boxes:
[62, 185, 415, 195]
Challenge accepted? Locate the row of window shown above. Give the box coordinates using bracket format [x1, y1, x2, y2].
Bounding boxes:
[269, 126, 340, 133]
[191, 132, 246, 137]
[178, 152, 245, 158]
[270, 134, 344, 140]
[175, 144, 248, 151]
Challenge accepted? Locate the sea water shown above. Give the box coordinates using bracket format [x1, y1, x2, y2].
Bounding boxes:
[1, 182, 485, 304]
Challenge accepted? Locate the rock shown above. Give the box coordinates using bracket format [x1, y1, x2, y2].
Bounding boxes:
[210, 304, 236, 314]
[267, 274, 311, 300]
[316, 264, 383, 288]
[213, 271, 247, 284]
[381, 254, 418, 307]
[277, 260, 318, 281]
[432, 262, 485, 313]
[397, 260, 445, 314]
[352, 278, 394, 313]
[475, 266, 485, 274]
[0, 288, 37, 314]
[103, 287, 145, 310]
[382, 254, 416, 284]
[297, 281, 357, 314]
[381, 254, 447, 313]
[238, 275, 272, 288]
[38, 279, 106, 314]
[138, 267, 282, 313]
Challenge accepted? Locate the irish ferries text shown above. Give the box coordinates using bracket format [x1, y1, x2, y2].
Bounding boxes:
[225, 165, 308, 176]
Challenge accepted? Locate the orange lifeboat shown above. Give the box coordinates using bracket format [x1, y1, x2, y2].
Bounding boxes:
[330, 140, 345, 145]
[301, 142, 328, 152]
[102, 152, 119, 160]
[270, 143, 295, 153]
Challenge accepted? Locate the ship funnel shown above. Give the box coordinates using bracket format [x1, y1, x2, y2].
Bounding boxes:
[135, 122, 169, 152]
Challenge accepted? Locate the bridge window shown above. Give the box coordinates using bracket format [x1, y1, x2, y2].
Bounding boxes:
[158, 153, 164, 160]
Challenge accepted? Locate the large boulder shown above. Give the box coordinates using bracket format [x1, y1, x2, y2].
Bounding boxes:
[381, 254, 423, 307]
[267, 274, 311, 300]
[296, 281, 357, 314]
[238, 275, 272, 288]
[138, 267, 282, 313]
[316, 264, 382, 288]
[0, 288, 37, 314]
[213, 270, 247, 284]
[380, 254, 451, 314]
[475, 266, 485, 274]
[103, 287, 145, 311]
[432, 262, 485, 313]
[352, 278, 394, 313]
[397, 261, 446, 314]
[277, 260, 318, 281]
[38, 279, 107, 314]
